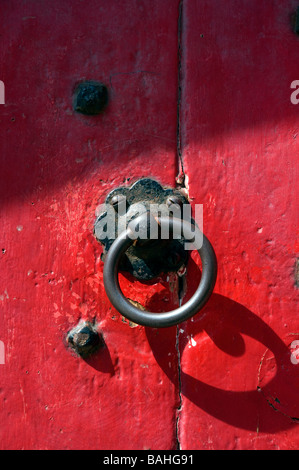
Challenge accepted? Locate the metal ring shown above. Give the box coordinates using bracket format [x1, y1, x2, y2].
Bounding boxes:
[103, 214, 217, 328]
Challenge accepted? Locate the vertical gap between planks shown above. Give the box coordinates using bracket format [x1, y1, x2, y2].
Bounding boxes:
[176, 0, 186, 190]
[175, 0, 184, 450]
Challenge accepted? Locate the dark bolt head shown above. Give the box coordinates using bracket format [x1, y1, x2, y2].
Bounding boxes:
[110, 194, 128, 214]
[166, 196, 184, 219]
[166, 195, 184, 208]
[292, 7, 299, 35]
[66, 321, 103, 358]
[74, 81, 108, 115]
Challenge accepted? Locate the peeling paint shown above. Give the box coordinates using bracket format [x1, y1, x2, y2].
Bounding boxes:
[0, 290, 9, 301]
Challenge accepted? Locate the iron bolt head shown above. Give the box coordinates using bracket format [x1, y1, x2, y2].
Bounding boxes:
[292, 7, 299, 35]
[66, 321, 103, 358]
[74, 81, 108, 115]
[110, 194, 128, 214]
[166, 195, 184, 209]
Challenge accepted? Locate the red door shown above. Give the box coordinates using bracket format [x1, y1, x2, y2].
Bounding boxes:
[177, 0, 299, 449]
[0, 0, 298, 451]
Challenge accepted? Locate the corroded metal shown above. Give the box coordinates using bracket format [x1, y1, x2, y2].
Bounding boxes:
[66, 321, 103, 358]
[103, 214, 217, 328]
[73, 80, 108, 115]
[94, 178, 190, 280]
[292, 7, 299, 35]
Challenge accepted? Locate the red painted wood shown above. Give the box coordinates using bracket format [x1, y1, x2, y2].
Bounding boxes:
[0, 0, 181, 450]
[175, 0, 299, 450]
[1, 0, 298, 452]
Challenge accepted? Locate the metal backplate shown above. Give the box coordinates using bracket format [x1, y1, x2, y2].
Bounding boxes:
[94, 178, 190, 280]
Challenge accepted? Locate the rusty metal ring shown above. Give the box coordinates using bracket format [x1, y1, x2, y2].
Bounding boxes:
[103, 214, 217, 328]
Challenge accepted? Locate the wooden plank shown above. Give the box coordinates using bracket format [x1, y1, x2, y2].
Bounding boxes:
[0, 0, 181, 450]
[177, 0, 299, 450]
